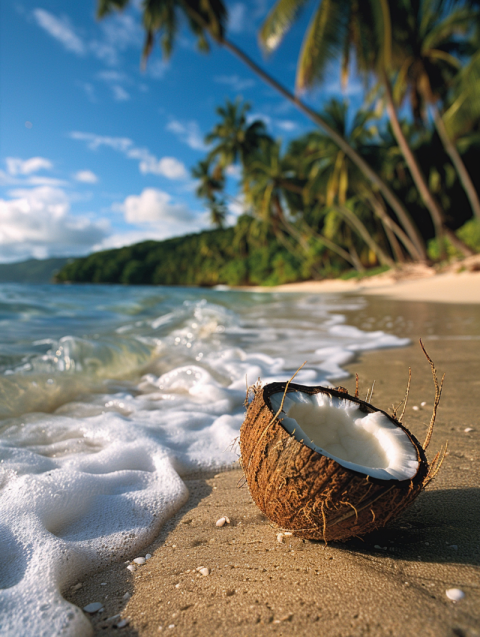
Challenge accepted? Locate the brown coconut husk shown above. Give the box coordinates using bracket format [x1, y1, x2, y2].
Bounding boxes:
[240, 345, 445, 543]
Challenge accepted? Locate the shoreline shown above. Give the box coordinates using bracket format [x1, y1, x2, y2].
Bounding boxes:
[239, 258, 480, 304]
[65, 334, 480, 636]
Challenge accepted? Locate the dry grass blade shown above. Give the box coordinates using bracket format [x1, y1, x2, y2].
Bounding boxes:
[398, 367, 412, 422]
[424, 441, 448, 487]
[419, 339, 445, 451]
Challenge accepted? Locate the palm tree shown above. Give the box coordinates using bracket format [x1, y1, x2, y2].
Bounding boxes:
[288, 100, 420, 262]
[97, 0, 427, 261]
[206, 100, 271, 169]
[259, 0, 475, 255]
[387, 0, 480, 221]
[191, 158, 226, 227]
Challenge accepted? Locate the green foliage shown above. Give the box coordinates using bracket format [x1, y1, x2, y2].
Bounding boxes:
[457, 218, 480, 252]
[427, 219, 480, 261]
[55, 218, 324, 287]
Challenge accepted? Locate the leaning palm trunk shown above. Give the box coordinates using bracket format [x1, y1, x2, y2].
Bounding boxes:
[432, 104, 480, 222]
[382, 73, 473, 258]
[223, 38, 427, 261]
[167, 0, 427, 262]
[366, 193, 418, 262]
[335, 205, 395, 268]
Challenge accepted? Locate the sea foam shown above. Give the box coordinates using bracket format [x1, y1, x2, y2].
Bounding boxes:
[0, 285, 409, 636]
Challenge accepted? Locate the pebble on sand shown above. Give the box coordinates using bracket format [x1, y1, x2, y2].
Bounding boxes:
[146, 553, 152, 559]
[277, 533, 285, 543]
[446, 588, 465, 601]
[117, 619, 129, 628]
[83, 602, 103, 613]
[198, 567, 210, 576]
[464, 427, 473, 433]
[127, 565, 136, 572]
[134, 557, 147, 565]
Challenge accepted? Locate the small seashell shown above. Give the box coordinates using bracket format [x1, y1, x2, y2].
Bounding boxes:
[100, 582, 107, 586]
[277, 533, 284, 543]
[420, 401, 427, 407]
[126, 565, 136, 572]
[216, 517, 226, 527]
[412, 405, 419, 411]
[83, 602, 103, 614]
[464, 427, 473, 433]
[446, 588, 465, 601]
[134, 557, 146, 565]
[225, 516, 230, 524]
[198, 567, 210, 576]
[71, 582, 82, 591]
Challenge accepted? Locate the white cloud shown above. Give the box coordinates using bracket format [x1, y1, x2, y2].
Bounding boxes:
[6, 156, 53, 175]
[139, 157, 188, 180]
[276, 119, 298, 132]
[225, 165, 242, 178]
[33, 9, 86, 55]
[229, 3, 247, 33]
[115, 188, 195, 226]
[0, 187, 108, 261]
[32, 8, 142, 67]
[214, 75, 255, 91]
[166, 120, 206, 151]
[73, 170, 99, 184]
[71, 131, 190, 180]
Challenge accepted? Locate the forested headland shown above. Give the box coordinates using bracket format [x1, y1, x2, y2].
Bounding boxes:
[56, 0, 480, 286]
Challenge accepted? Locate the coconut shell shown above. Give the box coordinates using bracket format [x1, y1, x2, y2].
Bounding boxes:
[240, 382, 430, 542]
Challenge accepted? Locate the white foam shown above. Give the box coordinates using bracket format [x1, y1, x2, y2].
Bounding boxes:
[0, 288, 411, 635]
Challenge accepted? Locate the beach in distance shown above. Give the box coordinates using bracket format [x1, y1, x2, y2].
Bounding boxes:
[57, 270, 480, 637]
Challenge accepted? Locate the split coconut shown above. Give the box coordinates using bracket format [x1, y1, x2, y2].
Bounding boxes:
[240, 360, 445, 542]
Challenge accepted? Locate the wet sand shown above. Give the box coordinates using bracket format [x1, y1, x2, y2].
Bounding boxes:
[65, 299, 480, 637]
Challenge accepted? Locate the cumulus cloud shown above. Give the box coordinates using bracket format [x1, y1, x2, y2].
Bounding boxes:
[33, 9, 86, 55]
[166, 120, 207, 151]
[73, 170, 99, 183]
[115, 188, 196, 227]
[214, 75, 255, 91]
[6, 157, 53, 176]
[0, 187, 108, 261]
[70, 131, 189, 180]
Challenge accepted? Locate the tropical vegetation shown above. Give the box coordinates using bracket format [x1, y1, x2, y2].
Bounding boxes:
[60, 0, 480, 286]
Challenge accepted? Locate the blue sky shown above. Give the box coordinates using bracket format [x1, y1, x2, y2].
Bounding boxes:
[0, 0, 363, 263]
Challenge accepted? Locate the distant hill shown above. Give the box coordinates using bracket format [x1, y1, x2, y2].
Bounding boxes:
[0, 257, 74, 284]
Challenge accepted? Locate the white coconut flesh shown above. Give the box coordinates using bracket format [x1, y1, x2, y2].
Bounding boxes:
[270, 391, 419, 481]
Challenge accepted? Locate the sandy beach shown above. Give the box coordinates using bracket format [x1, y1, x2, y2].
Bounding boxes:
[64, 274, 480, 636]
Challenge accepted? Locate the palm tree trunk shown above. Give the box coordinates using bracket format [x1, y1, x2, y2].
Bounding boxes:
[335, 205, 395, 268]
[366, 193, 417, 261]
[174, 0, 426, 262]
[431, 104, 480, 222]
[382, 71, 474, 258]
[221, 37, 427, 261]
[380, 217, 405, 263]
